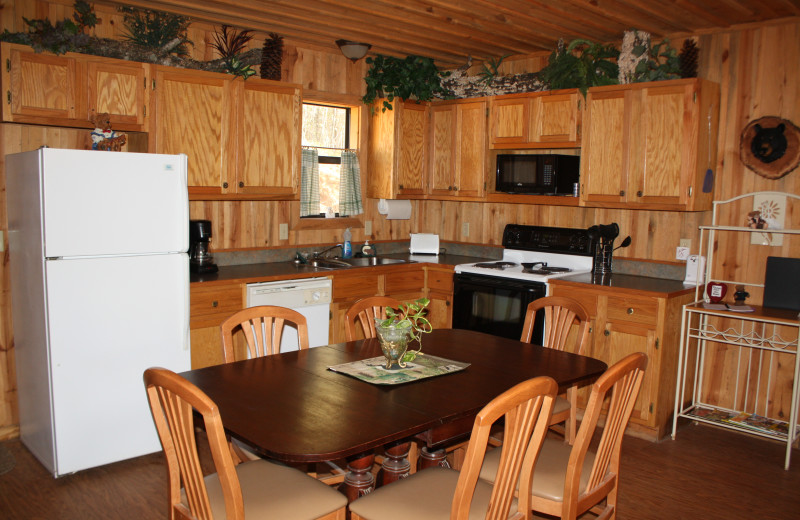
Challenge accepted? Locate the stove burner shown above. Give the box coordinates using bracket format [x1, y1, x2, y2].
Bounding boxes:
[473, 261, 518, 269]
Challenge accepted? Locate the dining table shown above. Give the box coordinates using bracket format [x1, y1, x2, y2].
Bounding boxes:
[180, 328, 607, 501]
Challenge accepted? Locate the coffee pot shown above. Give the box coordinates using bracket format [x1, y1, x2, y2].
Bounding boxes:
[189, 219, 218, 274]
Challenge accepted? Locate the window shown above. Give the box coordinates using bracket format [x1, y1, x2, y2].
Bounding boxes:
[302, 103, 351, 216]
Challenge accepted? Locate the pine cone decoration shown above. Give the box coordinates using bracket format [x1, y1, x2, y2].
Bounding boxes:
[260, 33, 283, 80]
[679, 39, 699, 78]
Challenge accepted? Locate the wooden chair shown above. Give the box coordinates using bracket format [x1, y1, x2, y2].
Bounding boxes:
[521, 296, 590, 444]
[349, 376, 558, 520]
[478, 352, 648, 520]
[219, 305, 345, 484]
[143, 367, 347, 520]
[220, 305, 309, 363]
[344, 296, 401, 341]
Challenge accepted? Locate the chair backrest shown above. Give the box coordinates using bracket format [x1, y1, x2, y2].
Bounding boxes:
[520, 296, 590, 355]
[561, 352, 648, 519]
[344, 296, 401, 341]
[453, 376, 557, 520]
[220, 305, 309, 363]
[144, 367, 244, 520]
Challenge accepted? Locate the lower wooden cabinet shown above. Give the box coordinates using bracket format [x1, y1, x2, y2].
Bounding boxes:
[189, 282, 244, 368]
[549, 280, 694, 439]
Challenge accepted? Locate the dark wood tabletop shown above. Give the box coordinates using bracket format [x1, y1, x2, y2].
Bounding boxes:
[180, 328, 607, 464]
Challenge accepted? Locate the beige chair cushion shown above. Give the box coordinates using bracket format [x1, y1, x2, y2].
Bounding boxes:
[552, 395, 570, 415]
[349, 466, 517, 520]
[183, 459, 347, 520]
[479, 438, 595, 502]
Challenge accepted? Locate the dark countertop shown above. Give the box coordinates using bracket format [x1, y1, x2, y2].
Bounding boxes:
[190, 253, 495, 285]
[550, 272, 695, 297]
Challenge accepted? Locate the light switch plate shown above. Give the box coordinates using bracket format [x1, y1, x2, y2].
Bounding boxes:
[365, 220, 372, 236]
[279, 223, 288, 240]
[462, 222, 470, 237]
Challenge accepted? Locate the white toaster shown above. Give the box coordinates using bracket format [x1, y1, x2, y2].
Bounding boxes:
[409, 233, 440, 255]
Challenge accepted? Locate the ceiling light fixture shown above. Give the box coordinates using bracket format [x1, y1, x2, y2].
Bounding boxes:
[336, 40, 371, 62]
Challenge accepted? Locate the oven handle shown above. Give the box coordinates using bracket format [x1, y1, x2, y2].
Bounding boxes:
[453, 273, 547, 292]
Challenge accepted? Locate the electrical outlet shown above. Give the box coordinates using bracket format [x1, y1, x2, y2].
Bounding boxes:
[462, 222, 470, 237]
[279, 223, 288, 240]
[676, 246, 690, 260]
[679, 238, 691, 249]
[365, 220, 372, 236]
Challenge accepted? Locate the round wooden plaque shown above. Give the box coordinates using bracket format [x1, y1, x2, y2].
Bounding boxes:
[739, 116, 800, 179]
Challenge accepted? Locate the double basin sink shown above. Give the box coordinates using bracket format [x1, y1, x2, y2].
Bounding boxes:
[301, 256, 411, 270]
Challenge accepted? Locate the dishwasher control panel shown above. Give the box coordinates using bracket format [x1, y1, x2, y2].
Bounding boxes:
[246, 277, 332, 308]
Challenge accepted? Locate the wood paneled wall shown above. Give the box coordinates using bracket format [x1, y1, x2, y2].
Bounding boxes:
[0, 0, 798, 435]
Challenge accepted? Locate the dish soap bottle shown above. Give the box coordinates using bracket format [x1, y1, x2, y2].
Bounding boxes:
[342, 227, 353, 258]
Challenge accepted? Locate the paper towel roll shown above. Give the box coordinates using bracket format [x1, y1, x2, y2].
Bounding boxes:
[377, 199, 412, 220]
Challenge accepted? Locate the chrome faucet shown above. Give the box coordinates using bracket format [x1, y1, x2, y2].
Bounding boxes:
[313, 244, 343, 259]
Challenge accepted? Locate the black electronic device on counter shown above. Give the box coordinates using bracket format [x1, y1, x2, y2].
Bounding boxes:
[763, 256, 800, 311]
[189, 219, 219, 274]
[496, 153, 580, 195]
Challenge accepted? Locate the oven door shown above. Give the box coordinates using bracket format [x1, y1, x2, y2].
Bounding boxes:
[452, 273, 546, 343]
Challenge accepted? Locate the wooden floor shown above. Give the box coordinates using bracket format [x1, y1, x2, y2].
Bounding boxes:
[0, 423, 798, 519]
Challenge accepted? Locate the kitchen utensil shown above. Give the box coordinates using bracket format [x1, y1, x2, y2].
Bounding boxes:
[613, 236, 631, 251]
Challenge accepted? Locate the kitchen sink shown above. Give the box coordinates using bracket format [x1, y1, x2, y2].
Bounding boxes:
[306, 258, 352, 269]
[339, 257, 410, 266]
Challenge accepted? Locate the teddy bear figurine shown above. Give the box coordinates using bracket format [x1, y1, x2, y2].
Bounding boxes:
[87, 112, 127, 151]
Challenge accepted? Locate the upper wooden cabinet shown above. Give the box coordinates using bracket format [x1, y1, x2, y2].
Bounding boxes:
[151, 66, 234, 196]
[151, 66, 301, 200]
[429, 99, 487, 199]
[1, 43, 149, 131]
[86, 58, 148, 131]
[367, 100, 429, 199]
[489, 89, 581, 149]
[580, 78, 720, 211]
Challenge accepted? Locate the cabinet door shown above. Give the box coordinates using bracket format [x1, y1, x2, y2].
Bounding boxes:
[580, 90, 628, 204]
[397, 102, 428, 197]
[530, 92, 580, 145]
[152, 67, 233, 195]
[455, 100, 486, 197]
[235, 80, 300, 197]
[87, 60, 148, 130]
[490, 97, 529, 146]
[3, 45, 79, 123]
[429, 104, 456, 196]
[633, 84, 689, 206]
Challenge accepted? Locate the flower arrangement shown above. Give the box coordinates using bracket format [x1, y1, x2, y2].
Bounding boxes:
[377, 297, 432, 362]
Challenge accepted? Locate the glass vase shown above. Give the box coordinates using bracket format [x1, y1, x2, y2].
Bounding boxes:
[374, 318, 411, 369]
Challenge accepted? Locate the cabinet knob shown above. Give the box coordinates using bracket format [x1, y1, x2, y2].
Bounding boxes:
[627, 307, 634, 314]
[399, 184, 404, 189]
[222, 182, 229, 189]
[212, 301, 218, 308]
[604, 329, 610, 336]
[445, 301, 450, 306]
[238, 181, 244, 188]
[619, 190, 625, 196]
[636, 190, 643, 197]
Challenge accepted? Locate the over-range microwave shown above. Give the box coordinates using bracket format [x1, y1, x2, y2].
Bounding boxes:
[496, 153, 580, 195]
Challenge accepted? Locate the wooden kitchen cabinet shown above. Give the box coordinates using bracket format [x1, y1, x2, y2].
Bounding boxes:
[189, 282, 244, 368]
[366, 100, 429, 199]
[549, 280, 694, 439]
[424, 265, 454, 329]
[86, 58, 149, 131]
[428, 98, 487, 199]
[580, 78, 719, 211]
[489, 89, 581, 149]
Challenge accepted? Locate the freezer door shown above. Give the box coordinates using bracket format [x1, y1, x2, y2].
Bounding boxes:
[44, 253, 190, 476]
[34, 148, 188, 257]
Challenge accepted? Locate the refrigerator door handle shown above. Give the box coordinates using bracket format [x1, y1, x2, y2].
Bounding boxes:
[181, 257, 190, 351]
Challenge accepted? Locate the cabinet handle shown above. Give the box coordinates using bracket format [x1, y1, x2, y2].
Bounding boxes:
[445, 301, 450, 306]
[636, 190, 643, 197]
[6, 58, 10, 72]
[212, 301, 218, 308]
[604, 329, 610, 336]
[588, 327, 593, 334]
[223, 182, 229, 188]
[619, 190, 625, 196]
[238, 181, 244, 188]
[627, 307, 634, 314]
[6, 91, 10, 105]
[399, 184, 404, 190]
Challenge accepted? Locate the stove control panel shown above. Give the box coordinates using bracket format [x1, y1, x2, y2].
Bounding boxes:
[502, 224, 594, 256]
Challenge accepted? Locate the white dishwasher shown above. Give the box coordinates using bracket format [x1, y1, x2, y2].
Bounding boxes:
[245, 277, 332, 351]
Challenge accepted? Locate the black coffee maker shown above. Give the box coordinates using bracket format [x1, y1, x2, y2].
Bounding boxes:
[189, 220, 218, 274]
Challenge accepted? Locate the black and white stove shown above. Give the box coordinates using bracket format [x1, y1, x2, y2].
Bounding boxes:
[454, 224, 595, 283]
[452, 224, 596, 344]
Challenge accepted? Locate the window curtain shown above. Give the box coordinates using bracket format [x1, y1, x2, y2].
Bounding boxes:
[300, 148, 320, 217]
[339, 150, 364, 216]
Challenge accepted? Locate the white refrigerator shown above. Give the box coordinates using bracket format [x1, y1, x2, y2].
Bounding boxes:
[6, 148, 191, 477]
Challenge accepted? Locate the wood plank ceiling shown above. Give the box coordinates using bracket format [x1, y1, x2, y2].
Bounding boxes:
[96, 0, 800, 66]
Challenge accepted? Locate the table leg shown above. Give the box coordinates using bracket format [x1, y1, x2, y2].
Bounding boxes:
[340, 452, 375, 502]
[419, 446, 450, 470]
[378, 441, 411, 486]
